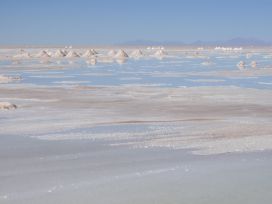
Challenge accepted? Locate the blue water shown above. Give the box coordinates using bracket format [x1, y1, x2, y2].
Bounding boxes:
[1, 51, 272, 89]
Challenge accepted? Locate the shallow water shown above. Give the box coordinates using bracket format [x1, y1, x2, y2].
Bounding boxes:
[1, 49, 272, 89]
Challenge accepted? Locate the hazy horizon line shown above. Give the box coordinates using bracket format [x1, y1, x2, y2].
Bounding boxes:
[0, 37, 271, 47]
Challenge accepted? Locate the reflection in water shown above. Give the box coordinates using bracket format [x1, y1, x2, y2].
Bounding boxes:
[40, 60, 52, 64]
[116, 58, 127, 65]
[86, 58, 97, 65]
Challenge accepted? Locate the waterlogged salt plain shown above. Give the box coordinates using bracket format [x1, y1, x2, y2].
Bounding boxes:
[1, 47, 272, 203]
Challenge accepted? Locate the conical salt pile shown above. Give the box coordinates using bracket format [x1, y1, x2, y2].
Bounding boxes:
[108, 50, 117, 56]
[115, 49, 129, 58]
[82, 49, 96, 58]
[237, 61, 246, 70]
[54, 49, 66, 57]
[37, 50, 51, 58]
[131, 49, 143, 58]
[0, 75, 12, 83]
[251, 61, 257, 68]
[154, 49, 168, 57]
[90, 49, 98, 55]
[0, 102, 17, 110]
[66, 51, 80, 58]
[0, 75, 21, 84]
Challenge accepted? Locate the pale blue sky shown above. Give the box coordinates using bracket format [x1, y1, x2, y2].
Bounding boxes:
[0, 0, 271, 45]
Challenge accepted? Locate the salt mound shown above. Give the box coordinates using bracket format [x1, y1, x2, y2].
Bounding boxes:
[36, 50, 51, 58]
[154, 49, 168, 57]
[0, 102, 17, 110]
[0, 75, 21, 83]
[0, 75, 12, 83]
[115, 49, 129, 58]
[54, 49, 67, 57]
[90, 49, 98, 55]
[108, 50, 117, 56]
[66, 51, 80, 58]
[251, 61, 257, 68]
[82, 49, 96, 58]
[131, 49, 143, 58]
[237, 61, 246, 70]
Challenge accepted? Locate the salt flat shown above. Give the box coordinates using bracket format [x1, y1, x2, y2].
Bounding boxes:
[1, 47, 272, 203]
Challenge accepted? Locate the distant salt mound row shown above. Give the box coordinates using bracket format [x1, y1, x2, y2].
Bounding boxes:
[131, 49, 143, 58]
[0, 75, 21, 83]
[66, 51, 80, 58]
[154, 49, 168, 57]
[82, 49, 96, 58]
[54, 49, 67, 57]
[214, 47, 243, 51]
[108, 50, 117, 57]
[36, 50, 51, 58]
[115, 49, 129, 58]
[0, 102, 17, 110]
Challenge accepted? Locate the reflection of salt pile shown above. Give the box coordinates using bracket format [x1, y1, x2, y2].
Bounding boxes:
[251, 61, 257, 68]
[66, 50, 80, 58]
[86, 58, 97, 65]
[54, 49, 67, 57]
[108, 50, 117, 57]
[14, 52, 31, 58]
[246, 53, 252, 59]
[201, 60, 214, 66]
[98, 57, 114, 64]
[131, 49, 143, 58]
[237, 61, 246, 70]
[116, 58, 127, 64]
[115, 49, 129, 58]
[0, 102, 17, 110]
[36, 50, 51, 58]
[39, 60, 51, 64]
[82, 49, 96, 58]
[154, 49, 168, 57]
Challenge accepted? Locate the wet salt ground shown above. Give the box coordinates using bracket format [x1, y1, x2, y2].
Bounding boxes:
[1, 133, 272, 204]
[1, 51, 272, 89]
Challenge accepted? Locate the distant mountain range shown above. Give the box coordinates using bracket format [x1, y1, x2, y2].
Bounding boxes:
[118, 37, 271, 46]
